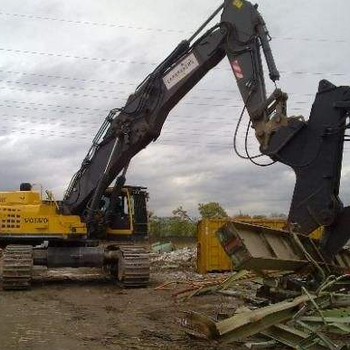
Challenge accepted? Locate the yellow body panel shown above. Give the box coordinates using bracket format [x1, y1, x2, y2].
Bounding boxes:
[107, 228, 132, 236]
[310, 227, 323, 240]
[0, 191, 86, 238]
[197, 218, 324, 274]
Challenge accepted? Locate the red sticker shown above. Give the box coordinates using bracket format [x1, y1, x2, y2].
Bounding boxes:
[231, 59, 244, 79]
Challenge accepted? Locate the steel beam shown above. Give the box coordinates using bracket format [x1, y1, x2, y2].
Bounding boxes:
[184, 293, 333, 342]
[261, 324, 340, 350]
[217, 222, 350, 273]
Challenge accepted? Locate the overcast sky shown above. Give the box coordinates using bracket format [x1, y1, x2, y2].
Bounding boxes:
[0, 0, 349, 217]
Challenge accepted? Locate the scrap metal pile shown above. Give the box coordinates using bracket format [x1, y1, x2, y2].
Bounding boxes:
[153, 257, 350, 348]
[183, 283, 350, 349]
[152, 222, 350, 349]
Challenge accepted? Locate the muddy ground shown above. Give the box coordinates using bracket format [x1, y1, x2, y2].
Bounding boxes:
[0, 265, 248, 350]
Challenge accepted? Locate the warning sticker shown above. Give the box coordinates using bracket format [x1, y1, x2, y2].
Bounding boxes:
[232, 0, 244, 9]
[231, 60, 244, 79]
[163, 53, 199, 90]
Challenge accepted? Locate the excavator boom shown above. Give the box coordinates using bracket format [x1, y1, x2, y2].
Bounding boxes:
[63, 1, 285, 218]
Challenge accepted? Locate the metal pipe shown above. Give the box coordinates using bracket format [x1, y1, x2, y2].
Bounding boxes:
[188, 2, 224, 43]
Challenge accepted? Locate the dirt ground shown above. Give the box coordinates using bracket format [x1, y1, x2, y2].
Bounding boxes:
[0, 266, 247, 350]
[2, 246, 349, 350]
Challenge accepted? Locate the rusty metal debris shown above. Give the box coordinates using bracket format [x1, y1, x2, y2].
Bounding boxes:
[174, 270, 253, 301]
[156, 270, 286, 301]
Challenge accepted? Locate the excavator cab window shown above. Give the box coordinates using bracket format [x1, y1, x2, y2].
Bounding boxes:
[112, 195, 131, 230]
[101, 190, 131, 230]
[129, 189, 149, 238]
[101, 187, 149, 239]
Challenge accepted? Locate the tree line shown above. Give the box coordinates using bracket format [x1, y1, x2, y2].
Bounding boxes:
[149, 202, 286, 238]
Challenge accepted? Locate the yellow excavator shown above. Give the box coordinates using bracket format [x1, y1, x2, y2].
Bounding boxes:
[0, 183, 150, 290]
[2, 0, 350, 291]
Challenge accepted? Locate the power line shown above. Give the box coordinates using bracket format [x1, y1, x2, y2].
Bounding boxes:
[0, 88, 306, 110]
[2, 125, 350, 153]
[0, 125, 234, 148]
[0, 112, 302, 143]
[0, 99, 107, 113]
[1, 112, 239, 124]
[0, 69, 134, 86]
[0, 69, 320, 97]
[0, 115, 293, 153]
[0, 126, 90, 139]
[0, 79, 315, 106]
[0, 85, 120, 100]
[0, 113, 253, 139]
[0, 101, 306, 125]
[0, 85, 249, 108]
[0, 11, 190, 34]
[0, 47, 349, 77]
[0, 79, 124, 94]
[0, 102, 105, 116]
[279, 70, 346, 77]
[0, 80, 314, 104]
[0, 78, 244, 99]
[0, 114, 100, 126]
[0, 115, 259, 141]
[272, 36, 346, 44]
[0, 11, 346, 44]
[0, 47, 156, 65]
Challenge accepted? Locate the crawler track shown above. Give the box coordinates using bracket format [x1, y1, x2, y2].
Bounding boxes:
[117, 246, 150, 287]
[2, 245, 33, 290]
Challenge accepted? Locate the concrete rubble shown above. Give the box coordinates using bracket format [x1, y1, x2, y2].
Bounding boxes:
[151, 242, 176, 254]
[151, 246, 197, 271]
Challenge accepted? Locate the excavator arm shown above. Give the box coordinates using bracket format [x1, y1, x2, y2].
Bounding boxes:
[63, 0, 350, 259]
[63, 1, 284, 217]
